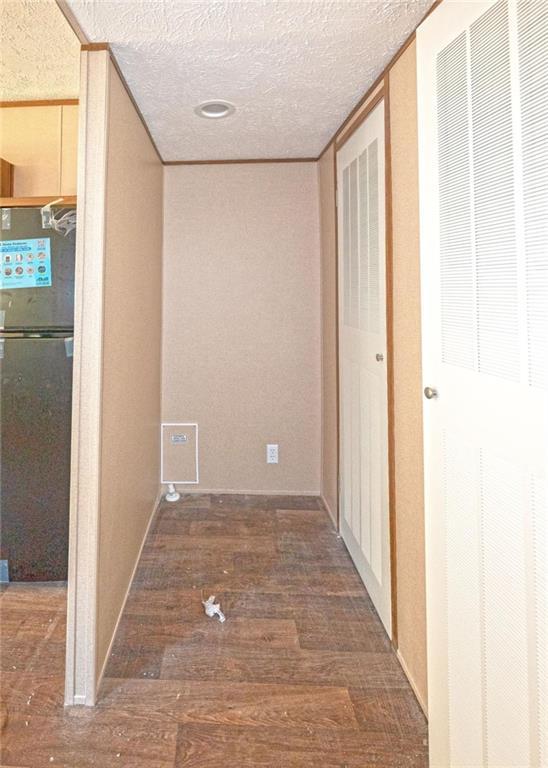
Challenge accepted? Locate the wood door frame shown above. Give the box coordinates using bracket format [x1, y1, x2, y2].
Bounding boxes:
[335, 80, 398, 646]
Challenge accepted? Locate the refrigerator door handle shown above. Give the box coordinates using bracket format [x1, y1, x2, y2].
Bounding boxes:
[0, 330, 74, 340]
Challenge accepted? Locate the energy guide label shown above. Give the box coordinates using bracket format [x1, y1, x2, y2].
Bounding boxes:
[0, 238, 52, 289]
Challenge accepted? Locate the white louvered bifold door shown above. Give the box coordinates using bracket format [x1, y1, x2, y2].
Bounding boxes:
[417, 1, 548, 766]
[337, 102, 392, 635]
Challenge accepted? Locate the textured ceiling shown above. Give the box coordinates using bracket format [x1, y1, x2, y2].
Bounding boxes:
[67, 0, 433, 161]
[0, 0, 80, 101]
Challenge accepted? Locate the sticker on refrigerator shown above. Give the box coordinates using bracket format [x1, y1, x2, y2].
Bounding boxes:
[0, 238, 52, 290]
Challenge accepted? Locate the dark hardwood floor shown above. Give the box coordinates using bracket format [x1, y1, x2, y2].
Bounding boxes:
[1, 494, 428, 767]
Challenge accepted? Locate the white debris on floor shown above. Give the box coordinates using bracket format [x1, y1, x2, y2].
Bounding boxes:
[201, 595, 226, 623]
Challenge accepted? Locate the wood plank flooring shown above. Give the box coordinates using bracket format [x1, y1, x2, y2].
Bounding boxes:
[1, 494, 428, 767]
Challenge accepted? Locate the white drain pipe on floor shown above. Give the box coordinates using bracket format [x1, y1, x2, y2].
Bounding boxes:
[165, 483, 180, 502]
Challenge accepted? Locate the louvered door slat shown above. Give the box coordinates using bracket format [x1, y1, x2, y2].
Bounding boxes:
[518, 0, 548, 390]
[471, 0, 520, 381]
[342, 167, 350, 327]
[437, 32, 475, 370]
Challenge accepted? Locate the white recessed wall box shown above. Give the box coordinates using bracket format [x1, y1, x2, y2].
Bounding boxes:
[161, 423, 199, 502]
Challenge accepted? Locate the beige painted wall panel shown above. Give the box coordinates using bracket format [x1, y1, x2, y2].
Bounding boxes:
[318, 144, 338, 523]
[389, 40, 427, 709]
[96, 61, 163, 674]
[0, 106, 62, 196]
[162, 423, 198, 483]
[60, 105, 78, 195]
[163, 163, 321, 495]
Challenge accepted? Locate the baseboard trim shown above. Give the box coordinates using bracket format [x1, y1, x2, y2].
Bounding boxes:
[320, 493, 337, 527]
[94, 487, 162, 693]
[173, 487, 320, 497]
[396, 649, 428, 718]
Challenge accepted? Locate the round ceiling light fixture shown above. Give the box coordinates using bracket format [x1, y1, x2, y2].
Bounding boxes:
[194, 100, 235, 119]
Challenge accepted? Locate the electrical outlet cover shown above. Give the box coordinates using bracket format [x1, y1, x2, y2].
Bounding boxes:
[266, 444, 279, 464]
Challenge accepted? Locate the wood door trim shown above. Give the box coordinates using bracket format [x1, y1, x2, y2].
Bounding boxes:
[335, 89, 386, 153]
[0, 100, 78, 108]
[383, 73, 398, 649]
[0, 196, 77, 207]
[318, 72, 389, 160]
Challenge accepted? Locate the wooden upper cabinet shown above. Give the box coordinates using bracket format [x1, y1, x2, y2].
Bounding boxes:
[60, 106, 78, 196]
[0, 104, 78, 198]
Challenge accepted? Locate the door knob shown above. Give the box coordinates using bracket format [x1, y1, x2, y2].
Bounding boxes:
[375, 353, 384, 362]
[424, 386, 438, 400]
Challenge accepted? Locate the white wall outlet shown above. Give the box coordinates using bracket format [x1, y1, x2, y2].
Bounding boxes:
[266, 444, 279, 464]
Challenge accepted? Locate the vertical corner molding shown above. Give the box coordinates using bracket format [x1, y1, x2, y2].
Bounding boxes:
[64, 49, 110, 707]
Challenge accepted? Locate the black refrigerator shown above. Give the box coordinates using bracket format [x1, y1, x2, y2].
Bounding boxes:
[0, 206, 76, 581]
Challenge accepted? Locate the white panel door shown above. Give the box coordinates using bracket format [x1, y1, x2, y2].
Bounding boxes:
[337, 101, 391, 635]
[417, 1, 548, 766]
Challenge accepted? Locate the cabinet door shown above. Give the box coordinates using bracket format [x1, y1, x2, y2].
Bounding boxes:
[0, 105, 78, 197]
[0, 107, 62, 196]
[61, 105, 79, 196]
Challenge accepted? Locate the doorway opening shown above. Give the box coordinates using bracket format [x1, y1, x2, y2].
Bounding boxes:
[0, 0, 81, 714]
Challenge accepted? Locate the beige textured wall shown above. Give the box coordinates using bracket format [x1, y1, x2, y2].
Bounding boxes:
[319, 44, 427, 708]
[96, 60, 163, 675]
[318, 145, 338, 523]
[162, 163, 321, 495]
[0, 105, 78, 196]
[389, 41, 427, 709]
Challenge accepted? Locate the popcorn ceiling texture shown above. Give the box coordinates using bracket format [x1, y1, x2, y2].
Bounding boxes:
[0, 0, 80, 101]
[66, 0, 433, 161]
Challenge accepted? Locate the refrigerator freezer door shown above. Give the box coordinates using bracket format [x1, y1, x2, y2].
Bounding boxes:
[0, 337, 73, 581]
[0, 207, 75, 330]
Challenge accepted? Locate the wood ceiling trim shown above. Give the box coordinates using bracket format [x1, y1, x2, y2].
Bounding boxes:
[0, 99, 78, 108]
[164, 158, 317, 166]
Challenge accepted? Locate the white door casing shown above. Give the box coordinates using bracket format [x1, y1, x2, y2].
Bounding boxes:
[417, 1, 548, 766]
[337, 100, 392, 636]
